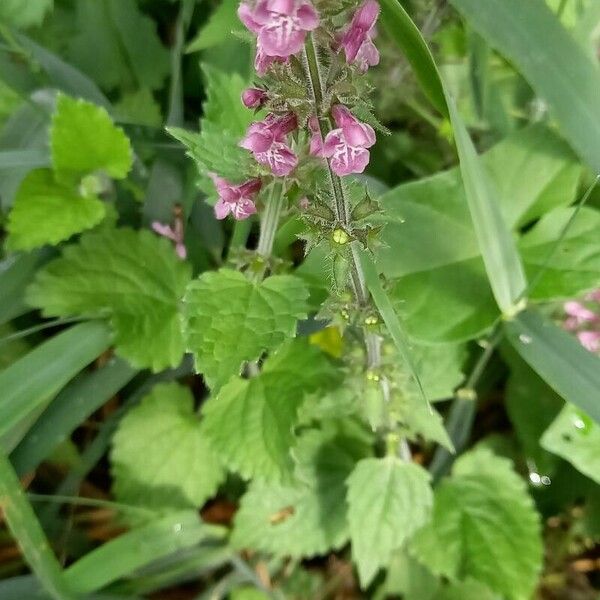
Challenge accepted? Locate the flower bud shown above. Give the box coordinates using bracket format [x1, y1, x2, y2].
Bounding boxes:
[241, 88, 268, 109]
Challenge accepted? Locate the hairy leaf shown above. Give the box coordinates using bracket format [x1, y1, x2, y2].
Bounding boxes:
[111, 383, 224, 510]
[6, 169, 105, 250]
[411, 448, 543, 599]
[26, 229, 191, 372]
[347, 457, 433, 587]
[184, 269, 309, 389]
[201, 340, 340, 480]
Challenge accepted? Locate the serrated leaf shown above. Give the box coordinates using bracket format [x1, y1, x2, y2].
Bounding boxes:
[184, 269, 309, 389]
[51, 94, 132, 183]
[201, 340, 340, 480]
[186, 0, 241, 53]
[411, 448, 543, 599]
[232, 420, 371, 557]
[111, 382, 224, 511]
[26, 228, 191, 372]
[6, 169, 105, 251]
[347, 457, 433, 587]
[114, 88, 162, 127]
[541, 404, 600, 484]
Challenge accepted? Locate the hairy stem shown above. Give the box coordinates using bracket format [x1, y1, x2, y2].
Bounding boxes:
[257, 181, 285, 258]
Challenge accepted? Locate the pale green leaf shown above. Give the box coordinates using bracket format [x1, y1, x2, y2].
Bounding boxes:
[26, 229, 191, 372]
[67, 0, 170, 92]
[186, 0, 241, 53]
[114, 88, 162, 127]
[201, 340, 340, 480]
[0, 0, 53, 28]
[6, 169, 105, 251]
[51, 94, 133, 183]
[541, 404, 600, 484]
[232, 420, 371, 557]
[411, 448, 543, 599]
[347, 457, 433, 587]
[111, 382, 225, 510]
[184, 269, 309, 389]
[435, 580, 500, 600]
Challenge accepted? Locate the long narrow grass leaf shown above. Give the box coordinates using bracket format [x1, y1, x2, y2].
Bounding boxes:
[504, 309, 600, 424]
[0, 453, 76, 600]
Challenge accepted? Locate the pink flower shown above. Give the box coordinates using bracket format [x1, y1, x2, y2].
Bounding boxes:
[578, 331, 600, 353]
[308, 116, 324, 157]
[239, 0, 319, 59]
[242, 88, 268, 109]
[210, 175, 261, 220]
[564, 301, 597, 325]
[322, 105, 376, 176]
[240, 113, 298, 176]
[254, 46, 287, 75]
[340, 0, 380, 72]
[152, 218, 186, 260]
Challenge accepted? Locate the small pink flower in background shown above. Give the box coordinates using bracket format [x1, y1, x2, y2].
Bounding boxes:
[563, 290, 600, 354]
[242, 88, 268, 109]
[240, 113, 298, 176]
[322, 105, 376, 176]
[239, 0, 319, 68]
[210, 174, 261, 221]
[308, 116, 324, 157]
[299, 197, 310, 210]
[152, 217, 187, 259]
[340, 0, 380, 72]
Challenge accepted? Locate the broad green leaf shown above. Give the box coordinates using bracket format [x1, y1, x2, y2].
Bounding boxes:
[504, 309, 600, 424]
[12, 357, 137, 476]
[411, 448, 543, 599]
[26, 229, 191, 372]
[232, 420, 371, 557]
[444, 91, 527, 314]
[435, 580, 500, 600]
[186, 0, 241, 53]
[0, 452, 76, 600]
[51, 94, 132, 183]
[378, 0, 447, 116]
[520, 206, 600, 300]
[347, 457, 433, 587]
[541, 404, 600, 484]
[0, 0, 53, 29]
[111, 383, 224, 510]
[381, 551, 440, 600]
[6, 169, 106, 251]
[67, 0, 170, 93]
[201, 340, 340, 480]
[184, 269, 309, 389]
[64, 511, 225, 596]
[411, 343, 466, 402]
[450, 0, 600, 174]
[114, 88, 162, 127]
[0, 322, 112, 452]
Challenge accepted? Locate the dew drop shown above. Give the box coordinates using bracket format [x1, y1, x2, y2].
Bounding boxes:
[541, 475, 551, 486]
[529, 472, 541, 485]
[519, 334, 532, 344]
[173, 523, 182, 533]
[572, 417, 586, 430]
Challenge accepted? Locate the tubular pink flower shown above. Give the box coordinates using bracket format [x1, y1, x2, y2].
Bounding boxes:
[210, 175, 261, 221]
[340, 0, 380, 71]
[239, 0, 319, 61]
[564, 301, 597, 324]
[578, 330, 600, 353]
[322, 105, 376, 176]
[152, 220, 187, 260]
[240, 113, 298, 176]
[242, 88, 268, 109]
[308, 116, 324, 157]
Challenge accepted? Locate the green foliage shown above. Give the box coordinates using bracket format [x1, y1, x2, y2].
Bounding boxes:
[186, 0, 241, 53]
[184, 269, 310, 389]
[111, 382, 224, 511]
[51, 94, 132, 183]
[201, 340, 341, 480]
[114, 88, 162, 127]
[6, 169, 105, 251]
[0, 0, 53, 28]
[541, 404, 600, 484]
[26, 229, 191, 372]
[347, 457, 433, 587]
[411, 448, 543, 599]
[232, 420, 371, 557]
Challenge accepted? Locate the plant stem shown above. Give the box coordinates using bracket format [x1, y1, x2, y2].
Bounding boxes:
[428, 326, 502, 481]
[257, 181, 285, 258]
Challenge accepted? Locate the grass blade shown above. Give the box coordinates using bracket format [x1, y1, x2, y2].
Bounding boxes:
[444, 91, 527, 314]
[504, 309, 600, 424]
[359, 248, 428, 406]
[378, 0, 448, 117]
[0, 322, 113, 451]
[0, 452, 76, 600]
[449, 0, 600, 173]
[11, 357, 138, 475]
[63, 511, 226, 596]
[0, 149, 49, 170]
